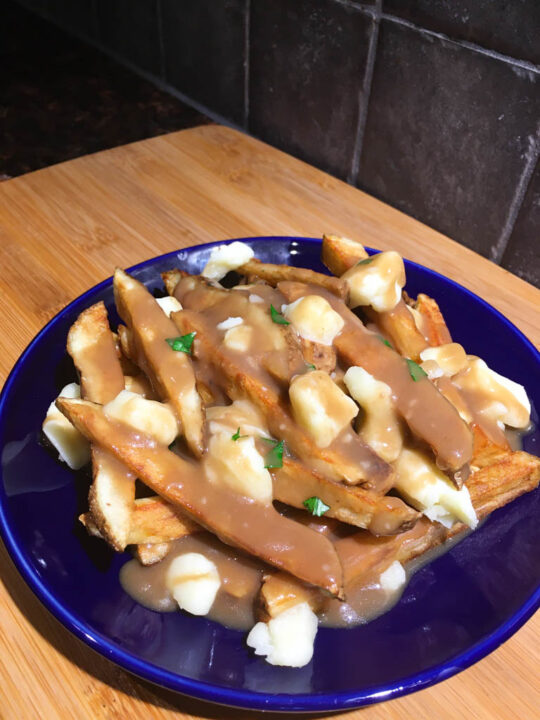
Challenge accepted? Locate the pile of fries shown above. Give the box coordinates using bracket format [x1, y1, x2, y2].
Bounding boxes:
[43, 235, 539, 668]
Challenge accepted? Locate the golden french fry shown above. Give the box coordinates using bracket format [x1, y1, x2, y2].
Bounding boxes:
[365, 300, 428, 362]
[238, 258, 348, 299]
[321, 234, 369, 276]
[135, 542, 172, 565]
[299, 338, 337, 373]
[67, 302, 135, 552]
[415, 293, 452, 346]
[57, 397, 343, 596]
[114, 268, 205, 457]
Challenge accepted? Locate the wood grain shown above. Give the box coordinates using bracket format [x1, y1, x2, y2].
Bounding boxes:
[0, 125, 538, 720]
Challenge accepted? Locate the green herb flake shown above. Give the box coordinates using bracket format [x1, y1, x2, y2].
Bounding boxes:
[231, 427, 248, 441]
[270, 305, 290, 325]
[406, 358, 428, 382]
[264, 439, 284, 469]
[303, 496, 330, 517]
[168, 441, 176, 450]
[165, 332, 196, 354]
[306, 363, 316, 370]
[379, 335, 393, 349]
[356, 257, 373, 266]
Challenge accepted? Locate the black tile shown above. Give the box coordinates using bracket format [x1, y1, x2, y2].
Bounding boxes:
[249, 0, 374, 181]
[384, 0, 540, 66]
[0, 0, 209, 178]
[96, 0, 161, 76]
[501, 163, 540, 288]
[47, 0, 98, 40]
[161, 0, 246, 125]
[357, 20, 540, 259]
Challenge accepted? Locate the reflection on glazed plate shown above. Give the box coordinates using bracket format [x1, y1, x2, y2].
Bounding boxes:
[0, 237, 539, 712]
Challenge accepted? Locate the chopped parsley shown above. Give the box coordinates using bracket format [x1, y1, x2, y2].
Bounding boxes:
[168, 441, 176, 450]
[379, 335, 393, 349]
[270, 304, 290, 325]
[231, 427, 248, 441]
[306, 363, 316, 370]
[165, 332, 196, 354]
[356, 257, 373, 266]
[406, 358, 427, 382]
[303, 496, 330, 517]
[263, 439, 285, 469]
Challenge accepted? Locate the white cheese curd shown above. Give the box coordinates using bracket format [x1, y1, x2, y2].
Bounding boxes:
[394, 448, 478, 529]
[419, 343, 467, 377]
[453, 357, 531, 429]
[380, 561, 406, 592]
[201, 241, 254, 282]
[42, 383, 91, 469]
[289, 370, 358, 448]
[223, 324, 253, 352]
[283, 295, 344, 345]
[204, 432, 273, 503]
[104, 390, 179, 446]
[206, 399, 268, 437]
[155, 296, 183, 317]
[248, 294, 264, 304]
[341, 251, 406, 312]
[419, 358, 445, 380]
[167, 553, 220, 616]
[343, 366, 403, 462]
[216, 316, 244, 331]
[246, 602, 318, 667]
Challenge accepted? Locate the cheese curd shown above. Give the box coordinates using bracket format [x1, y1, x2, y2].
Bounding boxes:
[453, 357, 530, 429]
[246, 602, 318, 667]
[167, 553, 220, 616]
[394, 448, 478, 529]
[204, 433, 273, 504]
[342, 251, 406, 312]
[42, 383, 91, 469]
[380, 561, 406, 592]
[206, 399, 268, 437]
[283, 295, 344, 345]
[202, 241, 254, 282]
[420, 343, 467, 377]
[155, 296, 182, 317]
[289, 370, 359, 448]
[104, 390, 179, 446]
[223, 324, 253, 352]
[343, 366, 403, 462]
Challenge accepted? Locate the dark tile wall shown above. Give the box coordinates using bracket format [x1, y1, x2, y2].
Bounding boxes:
[13, 0, 540, 287]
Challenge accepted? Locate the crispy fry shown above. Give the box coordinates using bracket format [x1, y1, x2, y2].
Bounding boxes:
[273, 458, 419, 534]
[135, 542, 172, 565]
[174, 309, 393, 491]
[260, 572, 323, 620]
[471, 422, 511, 468]
[415, 293, 452, 346]
[162, 269, 184, 296]
[321, 234, 369, 276]
[117, 324, 136, 363]
[238, 258, 348, 300]
[365, 300, 428, 362]
[57, 397, 344, 596]
[278, 281, 474, 478]
[114, 268, 205, 457]
[67, 302, 135, 552]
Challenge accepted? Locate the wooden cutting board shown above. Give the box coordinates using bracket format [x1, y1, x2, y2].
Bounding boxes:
[0, 125, 538, 720]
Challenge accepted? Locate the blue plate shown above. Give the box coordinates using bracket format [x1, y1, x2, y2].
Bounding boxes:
[0, 237, 538, 712]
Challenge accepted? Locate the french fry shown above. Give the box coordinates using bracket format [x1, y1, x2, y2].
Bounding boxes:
[67, 302, 135, 552]
[57, 397, 344, 596]
[260, 572, 323, 620]
[238, 258, 348, 300]
[162, 269, 184, 296]
[321, 234, 369, 276]
[135, 543, 172, 566]
[299, 338, 337, 373]
[365, 300, 428, 362]
[273, 458, 419, 534]
[278, 281, 474, 479]
[415, 293, 452, 346]
[174, 309, 393, 491]
[114, 268, 205, 457]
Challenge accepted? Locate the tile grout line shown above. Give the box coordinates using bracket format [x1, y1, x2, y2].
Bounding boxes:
[490, 130, 540, 264]
[156, 0, 167, 82]
[382, 13, 540, 74]
[347, 0, 381, 185]
[243, 0, 251, 130]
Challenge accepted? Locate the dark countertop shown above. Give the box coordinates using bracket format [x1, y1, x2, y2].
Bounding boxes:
[1, 0, 209, 179]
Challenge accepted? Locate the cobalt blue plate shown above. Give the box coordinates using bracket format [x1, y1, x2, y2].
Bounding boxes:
[0, 237, 538, 712]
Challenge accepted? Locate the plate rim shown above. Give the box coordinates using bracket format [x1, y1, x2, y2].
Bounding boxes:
[0, 236, 538, 712]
